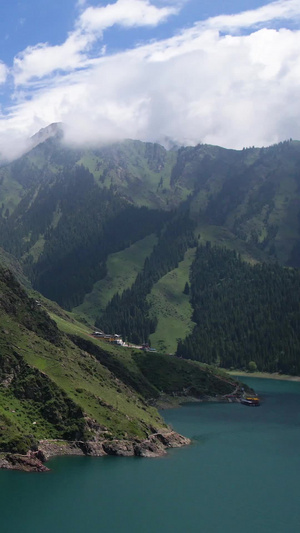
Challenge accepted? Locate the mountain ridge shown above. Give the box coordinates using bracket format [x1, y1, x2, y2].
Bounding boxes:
[0, 132, 300, 366]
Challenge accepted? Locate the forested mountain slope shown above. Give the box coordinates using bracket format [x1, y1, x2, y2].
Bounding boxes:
[177, 244, 300, 374]
[1, 135, 300, 305]
[0, 131, 300, 370]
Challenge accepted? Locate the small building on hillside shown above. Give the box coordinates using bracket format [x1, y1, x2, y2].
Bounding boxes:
[92, 331, 123, 345]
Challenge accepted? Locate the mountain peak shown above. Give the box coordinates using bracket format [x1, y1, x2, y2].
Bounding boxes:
[29, 122, 64, 150]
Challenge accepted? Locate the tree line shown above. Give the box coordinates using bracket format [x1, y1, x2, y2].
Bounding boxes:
[96, 211, 196, 344]
[176, 243, 300, 374]
[0, 165, 168, 309]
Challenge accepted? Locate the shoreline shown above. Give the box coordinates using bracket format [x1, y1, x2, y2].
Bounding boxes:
[0, 378, 258, 473]
[155, 394, 242, 410]
[0, 430, 191, 472]
[227, 370, 300, 382]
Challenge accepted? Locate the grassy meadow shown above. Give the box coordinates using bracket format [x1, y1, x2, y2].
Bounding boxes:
[148, 248, 196, 353]
[73, 234, 157, 322]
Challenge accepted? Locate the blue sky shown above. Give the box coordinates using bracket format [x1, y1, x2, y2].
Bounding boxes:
[0, 0, 299, 159]
[0, 1, 268, 62]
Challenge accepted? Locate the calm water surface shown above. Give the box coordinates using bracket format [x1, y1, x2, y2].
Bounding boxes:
[1, 377, 300, 533]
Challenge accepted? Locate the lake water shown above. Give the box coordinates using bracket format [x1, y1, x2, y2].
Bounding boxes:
[1, 377, 300, 533]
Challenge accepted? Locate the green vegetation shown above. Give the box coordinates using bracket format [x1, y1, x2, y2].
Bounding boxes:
[1, 137, 300, 307]
[177, 244, 300, 374]
[0, 172, 24, 216]
[74, 234, 157, 321]
[97, 211, 196, 344]
[195, 225, 265, 264]
[1, 135, 300, 376]
[148, 248, 196, 353]
[248, 361, 258, 372]
[77, 139, 178, 208]
[133, 353, 237, 397]
[0, 265, 162, 450]
[2, 165, 167, 309]
[0, 264, 240, 454]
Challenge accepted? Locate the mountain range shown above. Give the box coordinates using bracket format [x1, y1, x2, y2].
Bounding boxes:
[0, 128, 300, 370]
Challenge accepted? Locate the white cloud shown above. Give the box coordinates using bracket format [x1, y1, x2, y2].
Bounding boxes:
[0, 0, 300, 157]
[13, 31, 93, 86]
[203, 0, 300, 32]
[79, 0, 178, 31]
[13, 0, 178, 86]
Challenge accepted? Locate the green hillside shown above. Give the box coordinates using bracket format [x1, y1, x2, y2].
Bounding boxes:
[148, 247, 196, 353]
[1, 136, 300, 312]
[1, 133, 300, 373]
[0, 266, 161, 451]
[0, 264, 240, 461]
[73, 234, 157, 321]
[97, 211, 196, 343]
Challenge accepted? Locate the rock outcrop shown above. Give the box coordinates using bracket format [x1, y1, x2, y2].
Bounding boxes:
[0, 452, 50, 472]
[1, 430, 191, 471]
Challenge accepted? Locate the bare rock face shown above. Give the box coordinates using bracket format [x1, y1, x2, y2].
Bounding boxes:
[134, 440, 166, 458]
[29, 123, 63, 150]
[134, 431, 191, 457]
[38, 440, 85, 461]
[0, 453, 50, 472]
[99, 431, 190, 458]
[152, 431, 191, 449]
[102, 440, 135, 457]
[80, 442, 106, 457]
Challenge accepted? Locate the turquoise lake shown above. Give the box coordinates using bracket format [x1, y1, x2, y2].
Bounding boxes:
[1, 377, 300, 533]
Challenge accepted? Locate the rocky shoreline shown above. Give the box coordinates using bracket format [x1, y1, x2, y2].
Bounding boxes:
[154, 391, 246, 410]
[0, 387, 254, 473]
[0, 430, 190, 472]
